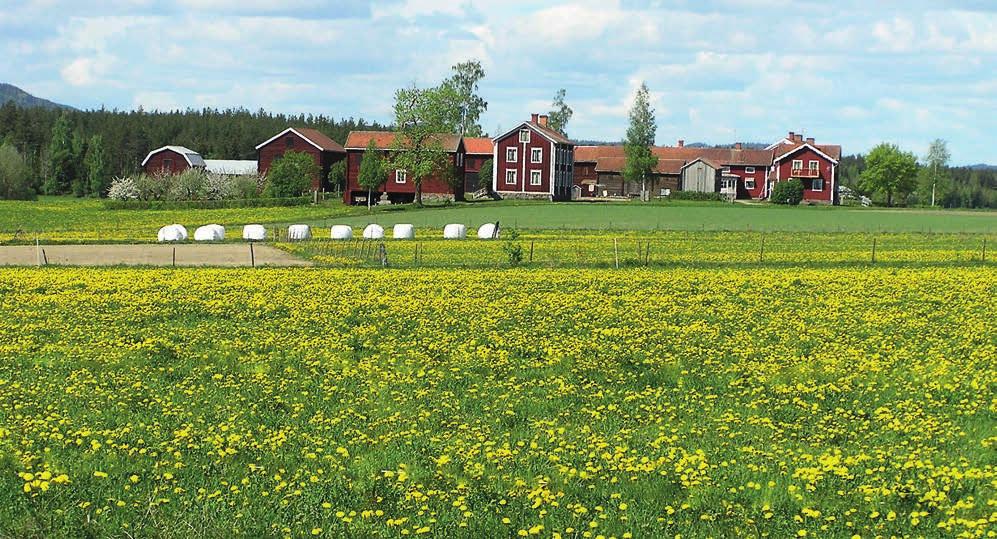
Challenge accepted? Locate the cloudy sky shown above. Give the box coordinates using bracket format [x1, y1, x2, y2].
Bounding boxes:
[2, 0, 996, 164]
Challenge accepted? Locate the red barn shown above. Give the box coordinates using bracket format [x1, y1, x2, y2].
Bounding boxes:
[766, 132, 842, 203]
[342, 131, 466, 205]
[462, 137, 494, 193]
[141, 146, 205, 175]
[493, 114, 575, 201]
[255, 127, 346, 191]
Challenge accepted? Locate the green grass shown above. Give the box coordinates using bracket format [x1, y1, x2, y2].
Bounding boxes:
[315, 201, 997, 233]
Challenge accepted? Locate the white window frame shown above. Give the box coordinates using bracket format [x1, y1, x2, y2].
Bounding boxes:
[745, 178, 756, 190]
[722, 166, 731, 174]
[519, 129, 531, 143]
[505, 169, 517, 185]
[530, 170, 542, 186]
[792, 159, 803, 171]
[506, 147, 518, 163]
[395, 169, 407, 184]
[808, 160, 819, 172]
[811, 178, 824, 191]
[531, 148, 543, 163]
[745, 166, 755, 173]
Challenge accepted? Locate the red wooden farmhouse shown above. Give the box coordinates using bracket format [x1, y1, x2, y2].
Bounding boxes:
[342, 131, 466, 205]
[141, 146, 206, 175]
[765, 132, 842, 203]
[256, 127, 346, 191]
[462, 137, 494, 193]
[492, 114, 575, 201]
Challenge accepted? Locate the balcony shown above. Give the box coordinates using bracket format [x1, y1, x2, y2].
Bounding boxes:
[791, 168, 821, 178]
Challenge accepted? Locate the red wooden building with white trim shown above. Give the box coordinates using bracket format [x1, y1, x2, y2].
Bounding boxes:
[141, 146, 206, 175]
[255, 127, 346, 191]
[493, 114, 575, 201]
[765, 132, 842, 204]
[342, 131, 466, 205]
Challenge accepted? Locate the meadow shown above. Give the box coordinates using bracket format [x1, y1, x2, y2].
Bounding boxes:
[0, 266, 994, 538]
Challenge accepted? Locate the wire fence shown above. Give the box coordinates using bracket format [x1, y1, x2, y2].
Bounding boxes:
[277, 232, 995, 268]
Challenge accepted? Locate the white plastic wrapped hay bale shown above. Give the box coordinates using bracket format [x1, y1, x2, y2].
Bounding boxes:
[287, 224, 312, 241]
[477, 223, 500, 239]
[194, 224, 225, 241]
[330, 225, 353, 240]
[242, 224, 267, 241]
[443, 223, 467, 240]
[393, 224, 415, 240]
[157, 224, 186, 242]
[363, 224, 385, 240]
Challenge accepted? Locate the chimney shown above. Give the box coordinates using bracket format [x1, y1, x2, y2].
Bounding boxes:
[677, 139, 685, 148]
[734, 142, 743, 150]
[795, 134, 804, 142]
[806, 137, 815, 145]
[788, 131, 795, 141]
[538, 115, 549, 127]
[531, 113, 540, 124]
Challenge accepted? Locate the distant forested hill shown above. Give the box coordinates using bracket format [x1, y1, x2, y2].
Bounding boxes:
[0, 102, 389, 182]
[0, 83, 72, 110]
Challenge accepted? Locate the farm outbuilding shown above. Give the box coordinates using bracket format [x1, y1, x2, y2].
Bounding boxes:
[343, 131, 466, 205]
[462, 137, 494, 193]
[142, 146, 206, 175]
[256, 127, 346, 191]
[205, 160, 258, 176]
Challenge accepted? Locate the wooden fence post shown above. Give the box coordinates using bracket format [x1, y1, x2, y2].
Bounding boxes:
[36, 238, 41, 266]
[250, 243, 256, 268]
[759, 234, 765, 263]
[614, 238, 619, 269]
[871, 237, 877, 264]
[529, 241, 534, 263]
[172, 247, 176, 267]
[982, 238, 987, 263]
[41, 248, 48, 266]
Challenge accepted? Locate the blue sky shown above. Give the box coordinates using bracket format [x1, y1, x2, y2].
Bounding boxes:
[2, 0, 996, 164]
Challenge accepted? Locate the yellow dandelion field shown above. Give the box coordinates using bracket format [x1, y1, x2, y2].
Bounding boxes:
[0, 266, 994, 537]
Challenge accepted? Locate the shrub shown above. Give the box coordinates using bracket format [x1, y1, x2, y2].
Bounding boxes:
[107, 176, 139, 200]
[171, 168, 208, 201]
[0, 143, 37, 200]
[265, 151, 318, 198]
[134, 173, 173, 201]
[101, 196, 311, 210]
[667, 191, 723, 201]
[770, 179, 804, 205]
[502, 229, 524, 266]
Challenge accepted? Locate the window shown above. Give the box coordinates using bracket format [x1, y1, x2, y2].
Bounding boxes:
[505, 169, 517, 185]
[285, 136, 295, 148]
[745, 178, 756, 190]
[530, 170, 542, 185]
[809, 160, 819, 173]
[792, 159, 803, 172]
[506, 147, 518, 163]
[531, 148, 543, 163]
[457, 153, 463, 166]
[162, 159, 173, 170]
[519, 129, 531, 143]
[722, 166, 731, 174]
[721, 178, 735, 190]
[745, 166, 755, 173]
[811, 178, 824, 191]
[395, 169, 407, 184]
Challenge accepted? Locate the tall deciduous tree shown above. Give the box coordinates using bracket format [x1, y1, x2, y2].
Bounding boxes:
[860, 143, 918, 206]
[390, 84, 455, 206]
[623, 82, 658, 201]
[924, 138, 950, 207]
[442, 60, 487, 137]
[547, 89, 572, 136]
[0, 142, 36, 200]
[43, 113, 73, 195]
[357, 139, 384, 209]
[85, 134, 110, 197]
[264, 151, 318, 198]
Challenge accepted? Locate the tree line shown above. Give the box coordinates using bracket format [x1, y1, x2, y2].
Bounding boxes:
[0, 102, 388, 199]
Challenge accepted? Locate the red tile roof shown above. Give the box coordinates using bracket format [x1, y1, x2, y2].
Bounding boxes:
[528, 122, 572, 145]
[594, 156, 687, 175]
[576, 145, 773, 168]
[463, 137, 494, 155]
[345, 131, 462, 152]
[295, 128, 346, 153]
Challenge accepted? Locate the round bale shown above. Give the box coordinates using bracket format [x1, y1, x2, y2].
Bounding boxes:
[242, 224, 267, 241]
[443, 223, 467, 240]
[194, 224, 225, 242]
[392, 224, 415, 240]
[287, 224, 312, 241]
[363, 224, 385, 240]
[330, 225, 353, 240]
[477, 223, 500, 239]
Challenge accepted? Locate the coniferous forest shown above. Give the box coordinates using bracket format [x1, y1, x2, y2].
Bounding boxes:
[0, 102, 388, 196]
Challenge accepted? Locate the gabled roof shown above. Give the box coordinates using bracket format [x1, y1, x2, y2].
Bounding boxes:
[771, 141, 841, 163]
[463, 137, 494, 155]
[141, 146, 205, 167]
[682, 157, 721, 170]
[255, 127, 345, 153]
[204, 160, 258, 175]
[494, 121, 572, 146]
[344, 131, 463, 152]
[594, 156, 686, 175]
[574, 145, 773, 167]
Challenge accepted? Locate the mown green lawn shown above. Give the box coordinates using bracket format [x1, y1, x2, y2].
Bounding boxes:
[315, 201, 997, 233]
[1, 197, 995, 241]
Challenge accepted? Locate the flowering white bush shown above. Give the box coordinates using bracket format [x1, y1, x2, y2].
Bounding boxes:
[107, 176, 140, 200]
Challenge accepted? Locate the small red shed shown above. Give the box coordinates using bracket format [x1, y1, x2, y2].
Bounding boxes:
[255, 127, 346, 191]
[462, 137, 494, 192]
[141, 146, 205, 175]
